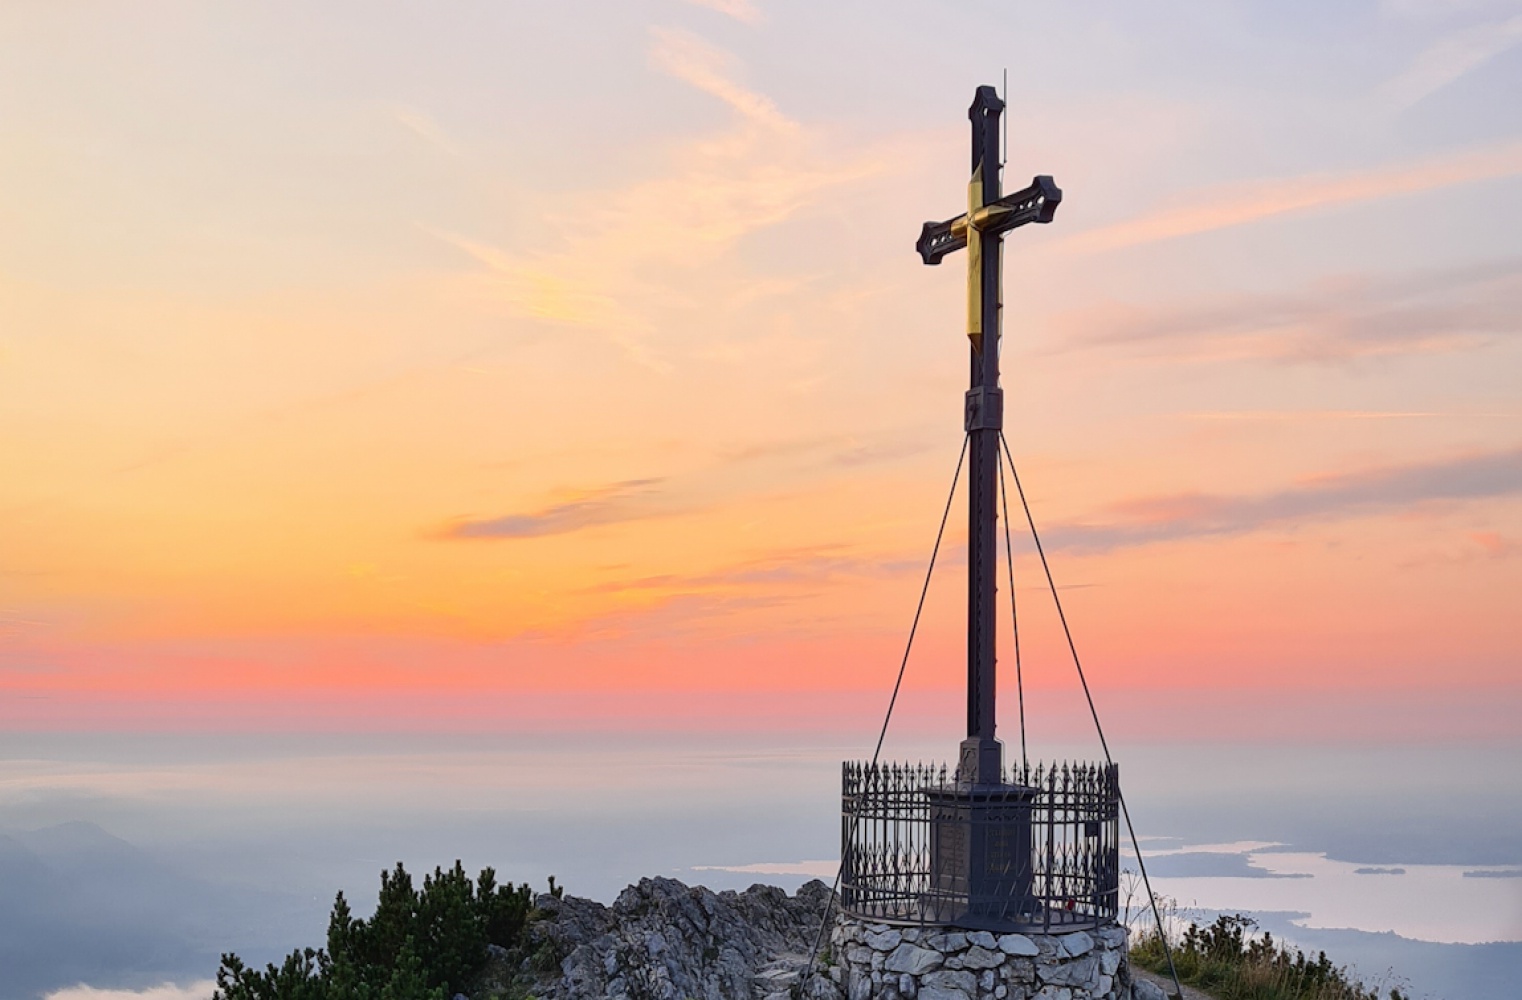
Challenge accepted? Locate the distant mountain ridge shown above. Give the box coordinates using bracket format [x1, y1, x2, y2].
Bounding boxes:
[0, 821, 299, 1000]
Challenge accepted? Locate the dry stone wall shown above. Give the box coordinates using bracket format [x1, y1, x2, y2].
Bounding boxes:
[830, 916, 1131, 1000]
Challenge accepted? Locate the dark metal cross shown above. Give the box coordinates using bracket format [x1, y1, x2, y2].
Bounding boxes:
[916, 85, 1062, 786]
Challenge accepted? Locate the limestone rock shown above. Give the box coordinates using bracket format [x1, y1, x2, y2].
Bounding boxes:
[1058, 931, 1094, 958]
[997, 933, 1039, 957]
[526, 876, 840, 1000]
[806, 978, 843, 1000]
[926, 931, 968, 952]
[919, 988, 973, 1000]
[1096, 927, 1128, 950]
[1041, 954, 1099, 989]
[922, 968, 978, 995]
[867, 928, 904, 952]
[1133, 980, 1167, 1000]
[886, 944, 945, 976]
[961, 946, 1003, 970]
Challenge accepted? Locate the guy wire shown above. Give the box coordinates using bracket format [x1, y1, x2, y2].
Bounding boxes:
[997, 445, 1029, 772]
[799, 433, 970, 996]
[999, 431, 1186, 1000]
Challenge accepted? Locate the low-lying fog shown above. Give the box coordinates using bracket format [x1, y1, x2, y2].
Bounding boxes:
[2, 734, 1518, 1000]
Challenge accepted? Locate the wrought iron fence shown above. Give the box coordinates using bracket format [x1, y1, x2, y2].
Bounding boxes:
[840, 760, 1120, 932]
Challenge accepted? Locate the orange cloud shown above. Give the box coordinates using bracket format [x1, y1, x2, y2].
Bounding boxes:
[440, 478, 670, 540]
[430, 28, 893, 368]
[1470, 531, 1514, 558]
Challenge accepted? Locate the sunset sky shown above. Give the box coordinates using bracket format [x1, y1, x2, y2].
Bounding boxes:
[2, 0, 1519, 744]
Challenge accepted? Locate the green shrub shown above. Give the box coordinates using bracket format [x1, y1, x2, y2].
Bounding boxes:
[213, 862, 544, 1000]
[1131, 913, 1410, 1000]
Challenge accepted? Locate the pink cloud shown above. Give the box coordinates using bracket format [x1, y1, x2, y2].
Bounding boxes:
[1063, 140, 1522, 254]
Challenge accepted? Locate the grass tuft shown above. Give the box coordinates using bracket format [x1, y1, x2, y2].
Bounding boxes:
[1130, 913, 1412, 1000]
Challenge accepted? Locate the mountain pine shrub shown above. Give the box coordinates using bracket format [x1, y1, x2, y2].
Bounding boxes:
[213, 862, 547, 1000]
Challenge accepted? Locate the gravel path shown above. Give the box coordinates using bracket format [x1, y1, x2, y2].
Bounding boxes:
[1132, 965, 1219, 1000]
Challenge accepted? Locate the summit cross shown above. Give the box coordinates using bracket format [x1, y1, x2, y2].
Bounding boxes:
[916, 85, 1062, 786]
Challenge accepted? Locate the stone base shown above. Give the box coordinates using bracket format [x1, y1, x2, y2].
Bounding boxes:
[830, 916, 1131, 1000]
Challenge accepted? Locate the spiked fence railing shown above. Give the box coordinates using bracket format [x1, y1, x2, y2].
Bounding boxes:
[840, 760, 1120, 932]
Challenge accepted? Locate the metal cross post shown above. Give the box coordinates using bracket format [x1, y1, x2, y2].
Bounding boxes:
[915, 86, 1061, 786]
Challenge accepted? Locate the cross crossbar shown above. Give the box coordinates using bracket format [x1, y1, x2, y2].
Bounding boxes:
[915, 176, 1062, 266]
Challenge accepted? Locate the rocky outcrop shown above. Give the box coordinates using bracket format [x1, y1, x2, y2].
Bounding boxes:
[484, 878, 1134, 1000]
[507, 877, 841, 1000]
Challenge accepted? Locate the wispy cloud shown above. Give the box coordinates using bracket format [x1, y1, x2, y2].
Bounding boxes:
[717, 432, 934, 470]
[523, 588, 802, 642]
[680, 0, 763, 24]
[1055, 258, 1522, 362]
[430, 227, 631, 335]
[1401, 528, 1522, 569]
[718, 435, 837, 464]
[520, 540, 937, 642]
[830, 439, 934, 467]
[649, 29, 784, 127]
[441, 478, 668, 539]
[431, 28, 891, 366]
[1062, 140, 1522, 254]
[1383, 13, 1522, 107]
[1183, 410, 1451, 421]
[582, 544, 920, 595]
[433, 429, 931, 546]
[1469, 530, 1516, 557]
[45, 984, 214, 1000]
[0, 608, 50, 644]
[691, 860, 838, 877]
[1044, 446, 1522, 553]
[391, 105, 465, 158]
